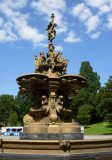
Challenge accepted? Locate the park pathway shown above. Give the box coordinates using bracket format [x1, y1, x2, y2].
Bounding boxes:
[84, 134, 112, 139]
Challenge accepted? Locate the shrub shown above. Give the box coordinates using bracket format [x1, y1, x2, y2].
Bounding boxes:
[106, 114, 112, 122]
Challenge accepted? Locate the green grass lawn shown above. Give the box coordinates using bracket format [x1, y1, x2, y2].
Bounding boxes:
[84, 122, 112, 135]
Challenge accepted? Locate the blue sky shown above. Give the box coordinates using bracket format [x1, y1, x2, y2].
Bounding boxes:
[0, 0, 112, 96]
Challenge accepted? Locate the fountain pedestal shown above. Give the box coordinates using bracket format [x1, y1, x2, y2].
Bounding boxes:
[17, 73, 87, 140]
[20, 122, 83, 140]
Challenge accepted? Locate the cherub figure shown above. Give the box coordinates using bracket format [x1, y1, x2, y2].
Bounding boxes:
[56, 95, 63, 114]
[41, 95, 49, 115]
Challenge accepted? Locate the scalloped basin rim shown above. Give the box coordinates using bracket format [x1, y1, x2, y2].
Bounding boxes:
[60, 74, 87, 81]
[16, 73, 87, 82]
[16, 73, 49, 80]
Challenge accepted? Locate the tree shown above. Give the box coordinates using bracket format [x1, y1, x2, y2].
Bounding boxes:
[15, 92, 31, 124]
[71, 61, 101, 123]
[71, 88, 90, 116]
[96, 87, 107, 120]
[80, 61, 100, 94]
[8, 111, 18, 126]
[106, 76, 112, 90]
[77, 104, 93, 124]
[96, 76, 112, 120]
[0, 94, 16, 126]
[105, 76, 112, 114]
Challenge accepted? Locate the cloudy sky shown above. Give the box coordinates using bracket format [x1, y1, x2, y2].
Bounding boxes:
[0, 0, 112, 96]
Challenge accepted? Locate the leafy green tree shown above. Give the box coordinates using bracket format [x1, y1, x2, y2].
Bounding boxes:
[71, 61, 101, 123]
[71, 88, 90, 116]
[15, 92, 31, 124]
[77, 104, 93, 124]
[79, 61, 101, 94]
[105, 76, 112, 116]
[0, 94, 16, 126]
[8, 111, 18, 126]
[96, 87, 107, 120]
[96, 76, 112, 120]
[106, 76, 112, 90]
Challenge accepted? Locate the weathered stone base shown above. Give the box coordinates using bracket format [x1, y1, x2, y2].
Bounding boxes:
[1, 139, 112, 159]
[20, 133, 84, 140]
[0, 149, 112, 160]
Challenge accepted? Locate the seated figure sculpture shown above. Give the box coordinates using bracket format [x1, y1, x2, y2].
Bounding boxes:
[35, 51, 46, 73]
[56, 51, 69, 74]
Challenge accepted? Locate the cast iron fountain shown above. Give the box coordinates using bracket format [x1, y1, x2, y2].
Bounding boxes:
[1, 14, 112, 160]
[16, 13, 87, 140]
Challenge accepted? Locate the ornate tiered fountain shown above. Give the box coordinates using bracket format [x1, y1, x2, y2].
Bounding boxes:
[17, 13, 87, 140]
[1, 14, 112, 160]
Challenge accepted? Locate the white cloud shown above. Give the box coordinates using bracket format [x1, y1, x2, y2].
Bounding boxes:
[4, 21, 17, 39]
[106, 14, 112, 29]
[79, 8, 92, 21]
[0, 29, 17, 42]
[0, 0, 27, 17]
[39, 43, 48, 48]
[90, 32, 101, 39]
[85, 0, 107, 8]
[19, 26, 46, 43]
[85, 0, 112, 15]
[55, 45, 63, 51]
[0, 19, 17, 42]
[56, 26, 67, 34]
[99, 5, 111, 15]
[70, 3, 85, 16]
[70, 0, 112, 39]
[31, 0, 66, 15]
[12, 16, 46, 43]
[64, 31, 81, 43]
[0, 3, 19, 17]
[0, 0, 46, 45]
[70, 3, 92, 22]
[85, 16, 100, 33]
[4, 0, 27, 9]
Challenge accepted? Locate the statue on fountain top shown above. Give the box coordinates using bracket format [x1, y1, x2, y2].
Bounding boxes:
[46, 13, 57, 45]
[34, 13, 69, 76]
